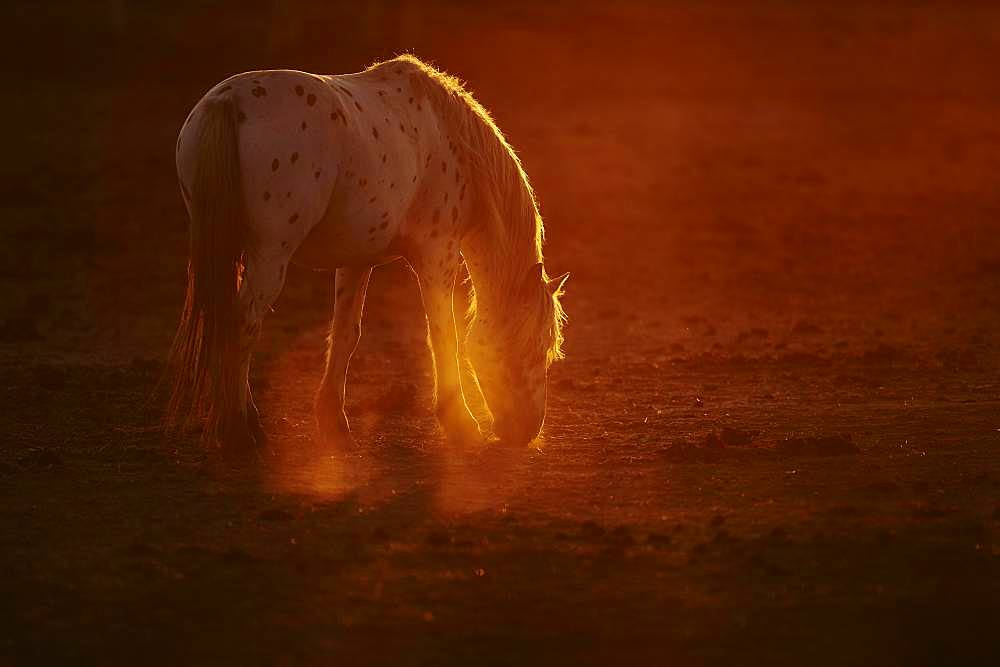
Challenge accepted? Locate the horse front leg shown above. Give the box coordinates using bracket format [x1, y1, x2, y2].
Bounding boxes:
[316, 266, 372, 446]
[416, 264, 482, 444]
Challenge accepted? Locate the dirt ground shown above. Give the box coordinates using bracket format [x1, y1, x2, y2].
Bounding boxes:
[2, 1, 999, 664]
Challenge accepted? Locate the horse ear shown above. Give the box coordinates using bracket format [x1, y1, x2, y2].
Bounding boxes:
[547, 271, 569, 295]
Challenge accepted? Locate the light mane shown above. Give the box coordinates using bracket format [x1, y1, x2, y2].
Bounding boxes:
[381, 54, 566, 363]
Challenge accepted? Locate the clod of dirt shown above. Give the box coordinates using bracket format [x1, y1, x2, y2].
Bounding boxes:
[791, 319, 823, 335]
[864, 480, 900, 494]
[221, 547, 253, 564]
[719, 427, 760, 447]
[129, 357, 163, 375]
[128, 540, 157, 556]
[911, 502, 958, 519]
[775, 434, 859, 457]
[33, 364, 67, 391]
[748, 553, 787, 576]
[426, 529, 451, 547]
[0, 316, 42, 342]
[607, 525, 635, 546]
[768, 526, 788, 542]
[257, 508, 294, 522]
[18, 448, 63, 468]
[661, 439, 724, 463]
[578, 520, 605, 541]
[646, 532, 672, 548]
[702, 432, 724, 449]
[860, 343, 911, 365]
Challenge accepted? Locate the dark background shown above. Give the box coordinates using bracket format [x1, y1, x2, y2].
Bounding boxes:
[2, 1, 999, 664]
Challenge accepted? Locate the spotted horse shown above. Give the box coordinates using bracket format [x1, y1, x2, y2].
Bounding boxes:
[165, 55, 568, 450]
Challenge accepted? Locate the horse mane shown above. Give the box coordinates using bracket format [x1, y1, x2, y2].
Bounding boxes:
[379, 54, 566, 363]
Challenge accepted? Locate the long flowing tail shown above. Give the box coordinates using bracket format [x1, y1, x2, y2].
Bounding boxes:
[164, 96, 247, 443]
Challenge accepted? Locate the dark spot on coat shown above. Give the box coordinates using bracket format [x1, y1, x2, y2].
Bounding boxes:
[359, 178, 367, 188]
[263, 191, 271, 201]
[381, 154, 387, 163]
[301, 121, 307, 130]
[379, 221, 388, 230]
[372, 127, 379, 139]
[290, 152, 299, 163]
[336, 285, 345, 298]
[408, 97, 414, 105]
[314, 170, 321, 179]
[368, 226, 376, 234]
[441, 161, 447, 173]
[288, 213, 299, 225]
[307, 93, 316, 106]
[369, 196, 376, 204]
[252, 86, 267, 97]
[271, 158, 279, 171]
[295, 85, 304, 96]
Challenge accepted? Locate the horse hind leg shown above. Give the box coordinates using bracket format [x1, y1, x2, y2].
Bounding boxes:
[232, 248, 289, 448]
[316, 266, 372, 447]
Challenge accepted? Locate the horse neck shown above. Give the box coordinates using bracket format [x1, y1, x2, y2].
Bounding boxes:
[429, 81, 542, 320]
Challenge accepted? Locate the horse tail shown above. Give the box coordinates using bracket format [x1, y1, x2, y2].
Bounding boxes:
[164, 95, 247, 443]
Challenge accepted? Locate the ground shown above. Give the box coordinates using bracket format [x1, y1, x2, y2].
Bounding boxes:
[2, 1, 999, 664]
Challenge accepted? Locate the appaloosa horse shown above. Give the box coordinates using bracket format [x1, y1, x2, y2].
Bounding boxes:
[166, 55, 567, 449]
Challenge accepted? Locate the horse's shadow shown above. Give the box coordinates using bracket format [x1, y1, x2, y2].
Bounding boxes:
[243, 410, 536, 520]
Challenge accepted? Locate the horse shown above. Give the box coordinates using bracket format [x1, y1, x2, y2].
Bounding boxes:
[165, 54, 568, 450]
